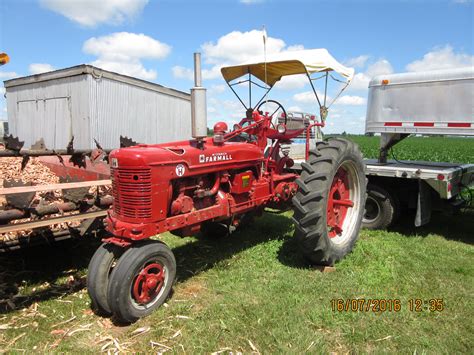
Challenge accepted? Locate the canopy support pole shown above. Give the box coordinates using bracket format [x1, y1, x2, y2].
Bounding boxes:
[253, 85, 273, 110]
[324, 72, 328, 107]
[327, 80, 351, 109]
[307, 72, 322, 109]
[226, 81, 248, 111]
[248, 71, 252, 109]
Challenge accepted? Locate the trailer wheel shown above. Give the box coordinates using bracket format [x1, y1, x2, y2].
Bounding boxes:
[107, 241, 176, 323]
[292, 138, 366, 265]
[362, 184, 399, 230]
[87, 242, 125, 316]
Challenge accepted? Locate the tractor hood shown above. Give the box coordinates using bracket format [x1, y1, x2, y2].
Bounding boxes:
[109, 138, 264, 176]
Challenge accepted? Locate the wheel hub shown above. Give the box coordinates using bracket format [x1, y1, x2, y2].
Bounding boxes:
[364, 196, 380, 222]
[327, 167, 354, 238]
[132, 263, 165, 304]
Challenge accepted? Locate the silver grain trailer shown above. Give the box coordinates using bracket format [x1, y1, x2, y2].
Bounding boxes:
[3, 65, 191, 150]
[289, 67, 473, 229]
[362, 67, 474, 229]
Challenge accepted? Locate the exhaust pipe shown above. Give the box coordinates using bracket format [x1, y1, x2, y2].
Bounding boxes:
[191, 53, 208, 140]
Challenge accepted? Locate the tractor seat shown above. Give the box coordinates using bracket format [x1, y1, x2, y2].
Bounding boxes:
[267, 128, 305, 141]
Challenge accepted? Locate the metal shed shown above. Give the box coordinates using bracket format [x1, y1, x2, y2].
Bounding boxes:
[3, 65, 192, 150]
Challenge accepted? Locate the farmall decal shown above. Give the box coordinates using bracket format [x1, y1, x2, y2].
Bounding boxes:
[199, 152, 233, 164]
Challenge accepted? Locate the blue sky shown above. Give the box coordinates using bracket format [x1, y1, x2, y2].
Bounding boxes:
[0, 0, 472, 134]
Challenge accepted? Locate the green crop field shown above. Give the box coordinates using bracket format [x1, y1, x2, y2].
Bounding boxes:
[343, 135, 474, 164]
[0, 136, 472, 353]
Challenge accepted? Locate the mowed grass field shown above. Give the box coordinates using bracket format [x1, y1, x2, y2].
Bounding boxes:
[0, 136, 473, 353]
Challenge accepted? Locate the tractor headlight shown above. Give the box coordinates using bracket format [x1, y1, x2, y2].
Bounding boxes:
[277, 123, 286, 134]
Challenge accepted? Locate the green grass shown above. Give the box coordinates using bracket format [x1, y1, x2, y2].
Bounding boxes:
[0, 209, 473, 353]
[1, 135, 473, 352]
[342, 135, 474, 164]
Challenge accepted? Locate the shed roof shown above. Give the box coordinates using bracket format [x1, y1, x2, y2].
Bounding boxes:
[3, 64, 190, 101]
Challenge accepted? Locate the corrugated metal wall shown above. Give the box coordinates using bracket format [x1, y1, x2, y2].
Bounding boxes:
[6, 70, 191, 150]
[88, 76, 191, 149]
[6, 75, 91, 149]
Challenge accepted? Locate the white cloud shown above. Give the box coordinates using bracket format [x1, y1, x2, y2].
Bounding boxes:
[0, 71, 19, 80]
[344, 55, 369, 68]
[202, 30, 286, 65]
[0, 87, 5, 95]
[172, 29, 288, 82]
[91, 59, 158, 80]
[172, 64, 221, 81]
[173, 29, 307, 84]
[274, 74, 308, 90]
[172, 66, 193, 80]
[209, 84, 226, 94]
[335, 95, 366, 106]
[366, 59, 393, 78]
[40, 0, 149, 27]
[206, 97, 245, 126]
[350, 59, 393, 90]
[83, 32, 171, 80]
[83, 32, 170, 61]
[287, 105, 303, 112]
[29, 63, 55, 74]
[293, 91, 315, 104]
[406, 45, 474, 72]
[293, 90, 328, 104]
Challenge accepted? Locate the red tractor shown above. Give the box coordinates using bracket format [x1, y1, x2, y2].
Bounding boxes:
[87, 50, 366, 323]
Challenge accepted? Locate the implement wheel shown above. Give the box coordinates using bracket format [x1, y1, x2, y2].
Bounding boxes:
[292, 138, 366, 265]
[362, 184, 400, 230]
[107, 241, 176, 323]
[87, 242, 125, 316]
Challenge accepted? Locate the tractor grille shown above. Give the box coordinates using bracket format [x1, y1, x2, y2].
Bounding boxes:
[111, 167, 152, 219]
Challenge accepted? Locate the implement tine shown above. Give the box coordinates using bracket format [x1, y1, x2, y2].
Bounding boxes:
[66, 136, 75, 155]
[4, 134, 24, 153]
[93, 138, 103, 151]
[20, 155, 30, 171]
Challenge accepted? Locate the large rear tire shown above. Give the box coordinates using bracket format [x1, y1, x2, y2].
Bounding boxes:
[107, 241, 176, 323]
[87, 242, 125, 316]
[292, 138, 366, 265]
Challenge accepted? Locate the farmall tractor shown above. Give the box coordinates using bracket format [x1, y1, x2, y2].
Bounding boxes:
[87, 50, 366, 323]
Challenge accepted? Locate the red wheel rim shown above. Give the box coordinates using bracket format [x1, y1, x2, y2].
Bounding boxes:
[327, 167, 354, 238]
[132, 262, 165, 305]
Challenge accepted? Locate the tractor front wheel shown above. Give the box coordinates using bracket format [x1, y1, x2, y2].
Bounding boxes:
[292, 138, 366, 265]
[87, 242, 125, 316]
[107, 241, 176, 323]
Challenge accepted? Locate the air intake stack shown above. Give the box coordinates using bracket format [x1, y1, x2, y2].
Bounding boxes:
[191, 53, 208, 140]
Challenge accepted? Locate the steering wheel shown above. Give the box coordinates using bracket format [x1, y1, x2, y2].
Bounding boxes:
[255, 99, 288, 125]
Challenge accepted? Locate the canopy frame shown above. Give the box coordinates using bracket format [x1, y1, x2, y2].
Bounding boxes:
[221, 50, 354, 121]
[223, 66, 351, 122]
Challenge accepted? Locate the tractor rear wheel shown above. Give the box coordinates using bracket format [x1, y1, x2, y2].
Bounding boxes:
[87, 242, 125, 316]
[107, 241, 176, 323]
[292, 138, 366, 265]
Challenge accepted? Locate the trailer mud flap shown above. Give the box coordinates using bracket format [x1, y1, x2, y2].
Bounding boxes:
[415, 180, 432, 227]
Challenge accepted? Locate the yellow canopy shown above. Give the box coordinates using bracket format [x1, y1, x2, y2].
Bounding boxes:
[221, 49, 354, 87]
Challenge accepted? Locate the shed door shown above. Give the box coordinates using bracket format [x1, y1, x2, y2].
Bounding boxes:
[18, 97, 72, 149]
